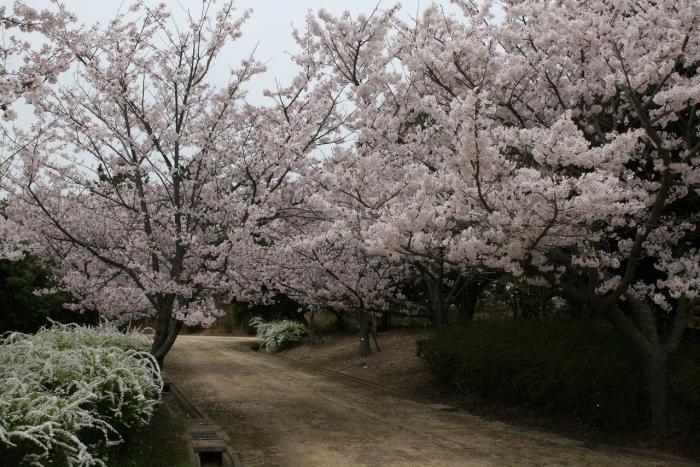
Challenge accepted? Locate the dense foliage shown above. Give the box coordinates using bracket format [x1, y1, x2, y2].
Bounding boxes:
[0, 324, 161, 466]
[418, 321, 700, 428]
[250, 318, 307, 353]
[0, 256, 97, 333]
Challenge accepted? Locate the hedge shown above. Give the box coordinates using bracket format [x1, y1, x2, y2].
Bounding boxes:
[417, 320, 700, 428]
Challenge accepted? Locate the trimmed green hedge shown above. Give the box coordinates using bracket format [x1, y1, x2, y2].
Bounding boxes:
[417, 320, 700, 428]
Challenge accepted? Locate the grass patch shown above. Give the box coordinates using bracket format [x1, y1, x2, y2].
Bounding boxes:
[107, 400, 190, 467]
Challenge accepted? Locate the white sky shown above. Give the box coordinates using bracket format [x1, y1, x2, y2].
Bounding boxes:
[3, 0, 471, 163]
[18, 0, 465, 104]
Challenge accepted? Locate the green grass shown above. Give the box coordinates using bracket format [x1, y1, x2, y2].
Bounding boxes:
[107, 400, 191, 467]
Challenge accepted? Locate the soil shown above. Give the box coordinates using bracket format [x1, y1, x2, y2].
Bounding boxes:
[283, 328, 437, 397]
[283, 328, 700, 462]
[165, 335, 692, 466]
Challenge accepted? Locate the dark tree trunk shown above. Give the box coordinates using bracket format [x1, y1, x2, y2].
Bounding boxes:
[358, 311, 371, 357]
[457, 279, 485, 322]
[151, 310, 183, 369]
[307, 312, 323, 346]
[424, 276, 448, 328]
[431, 304, 448, 328]
[378, 311, 391, 331]
[331, 309, 347, 332]
[602, 296, 692, 438]
[151, 305, 170, 353]
[307, 313, 316, 346]
[645, 352, 670, 437]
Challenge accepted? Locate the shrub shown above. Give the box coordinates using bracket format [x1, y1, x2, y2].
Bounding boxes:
[0, 323, 161, 466]
[249, 318, 307, 352]
[417, 320, 700, 428]
[0, 255, 98, 334]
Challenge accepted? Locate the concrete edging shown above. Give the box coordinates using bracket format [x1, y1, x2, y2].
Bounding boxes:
[163, 380, 244, 467]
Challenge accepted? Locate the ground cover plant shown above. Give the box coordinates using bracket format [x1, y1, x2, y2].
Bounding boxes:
[0, 323, 162, 466]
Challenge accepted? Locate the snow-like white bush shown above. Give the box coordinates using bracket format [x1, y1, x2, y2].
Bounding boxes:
[249, 318, 307, 352]
[0, 323, 161, 466]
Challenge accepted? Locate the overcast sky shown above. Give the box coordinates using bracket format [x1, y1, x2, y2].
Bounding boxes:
[20, 0, 466, 105]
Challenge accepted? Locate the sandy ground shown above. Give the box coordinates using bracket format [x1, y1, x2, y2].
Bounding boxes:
[165, 336, 689, 467]
[282, 328, 435, 397]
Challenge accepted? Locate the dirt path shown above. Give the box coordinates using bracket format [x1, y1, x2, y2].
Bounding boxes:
[166, 336, 688, 467]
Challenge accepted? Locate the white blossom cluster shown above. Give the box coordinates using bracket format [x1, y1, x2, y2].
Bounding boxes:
[0, 323, 161, 466]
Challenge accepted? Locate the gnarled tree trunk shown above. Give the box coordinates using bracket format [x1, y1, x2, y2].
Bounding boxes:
[423, 275, 448, 328]
[151, 299, 183, 368]
[604, 296, 692, 437]
[645, 352, 670, 436]
[357, 311, 371, 357]
[457, 277, 487, 322]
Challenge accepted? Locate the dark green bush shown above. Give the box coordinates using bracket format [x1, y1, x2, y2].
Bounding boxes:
[417, 320, 700, 428]
[0, 255, 98, 333]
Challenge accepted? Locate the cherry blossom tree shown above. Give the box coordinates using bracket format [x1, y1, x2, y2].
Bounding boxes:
[268, 218, 403, 357]
[293, 0, 698, 434]
[7, 0, 352, 366]
[289, 6, 491, 328]
[248, 8, 407, 355]
[6, 1, 265, 365]
[391, 0, 700, 435]
[0, 1, 73, 260]
[0, 1, 72, 122]
[264, 149, 411, 356]
[497, 0, 700, 436]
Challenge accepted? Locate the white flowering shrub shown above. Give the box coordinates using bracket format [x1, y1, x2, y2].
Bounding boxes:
[0, 323, 162, 466]
[249, 318, 307, 352]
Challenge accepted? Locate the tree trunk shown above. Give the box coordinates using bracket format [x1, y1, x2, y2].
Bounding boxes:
[308, 314, 316, 346]
[151, 307, 170, 353]
[307, 312, 323, 346]
[151, 316, 183, 368]
[378, 311, 391, 331]
[645, 352, 670, 437]
[424, 278, 448, 328]
[358, 311, 371, 357]
[458, 280, 485, 322]
[602, 296, 692, 438]
[330, 309, 347, 331]
[419, 273, 442, 328]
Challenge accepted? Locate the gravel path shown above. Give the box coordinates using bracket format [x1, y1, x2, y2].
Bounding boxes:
[166, 336, 688, 467]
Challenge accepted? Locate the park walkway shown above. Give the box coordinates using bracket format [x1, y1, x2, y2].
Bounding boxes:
[166, 336, 688, 467]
